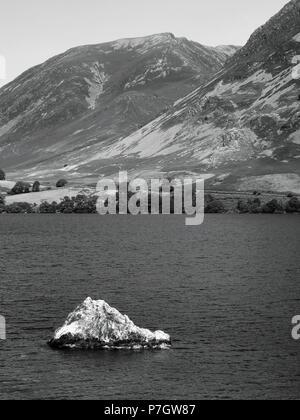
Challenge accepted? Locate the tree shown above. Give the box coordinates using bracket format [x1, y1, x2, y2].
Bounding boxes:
[39, 201, 58, 213]
[205, 194, 214, 205]
[73, 195, 97, 213]
[237, 199, 250, 213]
[248, 198, 262, 214]
[9, 181, 31, 195]
[262, 199, 283, 214]
[237, 198, 263, 214]
[57, 196, 75, 213]
[248, 198, 262, 213]
[0, 195, 5, 213]
[285, 197, 300, 213]
[0, 169, 5, 181]
[5, 202, 33, 214]
[32, 181, 40, 193]
[56, 179, 68, 188]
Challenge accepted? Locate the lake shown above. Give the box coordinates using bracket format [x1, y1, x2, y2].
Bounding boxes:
[0, 214, 299, 400]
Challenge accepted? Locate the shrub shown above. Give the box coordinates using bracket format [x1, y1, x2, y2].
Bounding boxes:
[56, 179, 68, 188]
[9, 181, 31, 195]
[285, 197, 300, 213]
[0, 169, 5, 180]
[205, 200, 226, 213]
[32, 181, 41, 193]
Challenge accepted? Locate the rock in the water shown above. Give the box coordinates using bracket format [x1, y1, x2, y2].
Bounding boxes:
[48, 297, 171, 350]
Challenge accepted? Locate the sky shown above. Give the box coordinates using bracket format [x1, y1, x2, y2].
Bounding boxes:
[0, 0, 291, 85]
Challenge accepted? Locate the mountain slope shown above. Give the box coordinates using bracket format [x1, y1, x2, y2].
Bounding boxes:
[0, 33, 237, 180]
[77, 0, 299, 192]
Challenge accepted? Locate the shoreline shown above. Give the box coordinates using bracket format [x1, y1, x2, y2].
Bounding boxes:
[1, 192, 299, 215]
[1, 180, 300, 215]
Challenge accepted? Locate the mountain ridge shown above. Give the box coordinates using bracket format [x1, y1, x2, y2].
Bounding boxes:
[0, 33, 238, 180]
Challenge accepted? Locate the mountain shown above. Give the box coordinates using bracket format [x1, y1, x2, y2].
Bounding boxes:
[0, 33, 238, 182]
[2, 2, 299, 194]
[78, 0, 299, 193]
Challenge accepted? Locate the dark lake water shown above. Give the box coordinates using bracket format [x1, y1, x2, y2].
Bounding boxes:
[0, 214, 299, 400]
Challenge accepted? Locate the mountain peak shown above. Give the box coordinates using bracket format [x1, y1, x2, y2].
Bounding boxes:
[109, 32, 176, 50]
[226, 0, 300, 74]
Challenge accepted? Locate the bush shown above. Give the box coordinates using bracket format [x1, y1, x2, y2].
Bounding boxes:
[32, 181, 40, 193]
[205, 200, 226, 213]
[285, 197, 300, 213]
[5, 202, 33, 213]
[0, 169, 5, 180]
[56, 179, 68, 188]
[9, 181, 31, 195]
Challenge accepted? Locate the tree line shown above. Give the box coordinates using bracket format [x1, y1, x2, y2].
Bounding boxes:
[0, 194, 299, 214]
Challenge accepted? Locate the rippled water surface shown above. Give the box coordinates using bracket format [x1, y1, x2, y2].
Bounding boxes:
[0, 214, 299, 400]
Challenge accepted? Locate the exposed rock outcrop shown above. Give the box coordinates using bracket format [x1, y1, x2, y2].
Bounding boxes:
[48, 297, 171, 350]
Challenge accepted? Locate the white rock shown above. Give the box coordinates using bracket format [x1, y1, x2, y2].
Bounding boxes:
[293, 33, 300, 43]
[292, 63, 300, 80]
[48, 297, 171, 350]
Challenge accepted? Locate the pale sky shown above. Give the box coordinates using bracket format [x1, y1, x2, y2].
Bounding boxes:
[0, 0, 291, 85]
